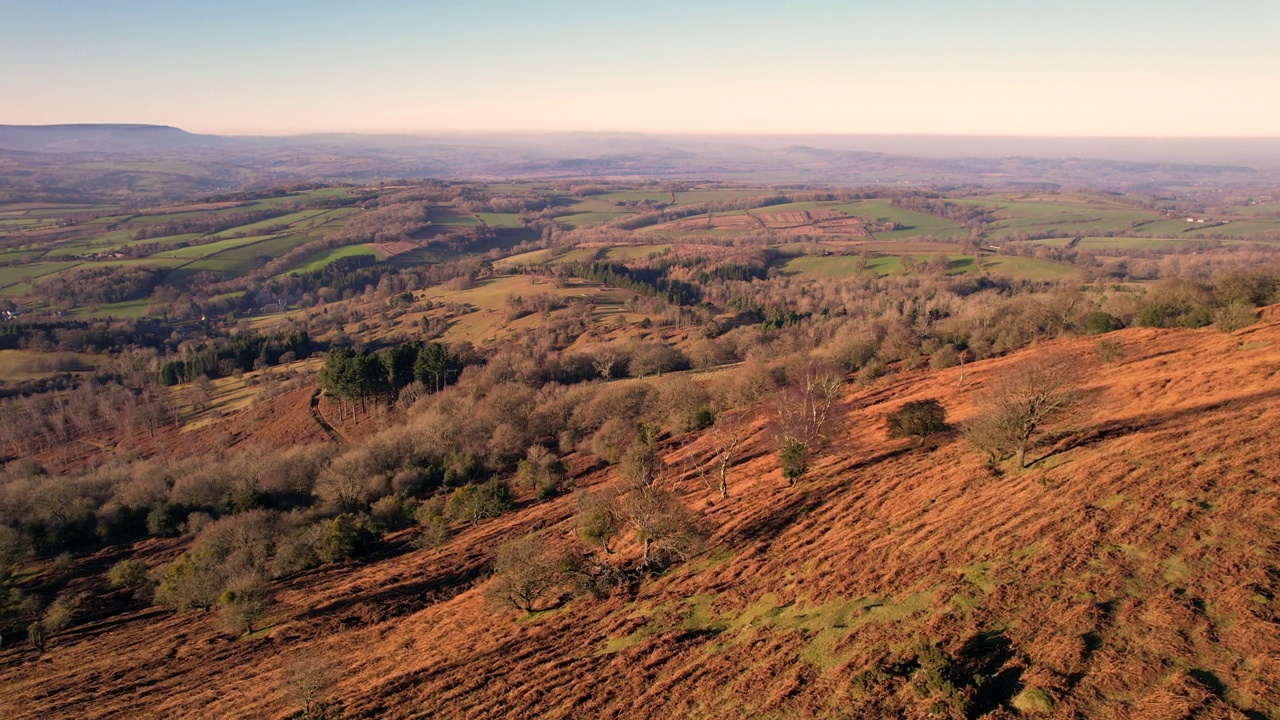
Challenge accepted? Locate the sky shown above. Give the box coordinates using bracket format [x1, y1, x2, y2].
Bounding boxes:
[2, 0, 1278, 137]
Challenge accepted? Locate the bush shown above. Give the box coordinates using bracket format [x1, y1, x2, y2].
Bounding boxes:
[515, 446, 569, 500]
[1214, 301, 1256, 333]
[27, 621, 48, 652]
[576, 490, 620, 554]
[107, 558, 150, 590]
[146, 503, 185, 537]
[1011, 686, 1056, 714]
[412, 518, 451, 549]
[154, 551, 225, 612]
[444, 479, 515, 525]
[1095, 337, 1125, 364]
[886, 399, 948, 443]
[218, 571, 270, 634]
[963, 353, 1080, 468]
[779, 439, 810, 485]
[369, 494, 418, 532]
[318, 514, 376, 564]
[1082, 311, 1120, 335]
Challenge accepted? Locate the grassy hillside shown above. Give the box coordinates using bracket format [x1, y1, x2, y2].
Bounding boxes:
[4, 320, 1279, 718]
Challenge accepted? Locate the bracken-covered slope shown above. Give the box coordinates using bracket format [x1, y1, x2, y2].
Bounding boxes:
[4, 320, 1280, 719]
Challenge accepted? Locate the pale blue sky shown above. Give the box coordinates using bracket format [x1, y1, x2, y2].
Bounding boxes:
[2, 0, 1277, 135]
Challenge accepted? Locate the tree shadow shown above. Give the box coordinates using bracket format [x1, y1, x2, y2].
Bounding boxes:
[1033, 386, 1280, 467]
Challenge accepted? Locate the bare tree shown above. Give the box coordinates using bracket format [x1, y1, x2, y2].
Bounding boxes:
[488, 532, 568, 613]
[705, 410, 750, 499]
[964, 353, 1082, 469]
[770, 360, 844, 485]
[284, 658, 335, 717]
[591, 350, 620, 380]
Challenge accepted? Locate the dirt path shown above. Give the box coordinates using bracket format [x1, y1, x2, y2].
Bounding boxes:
[310, 388, 346, 444]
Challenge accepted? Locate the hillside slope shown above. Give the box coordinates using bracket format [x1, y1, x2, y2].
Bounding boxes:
[3, 321, 1280, 718]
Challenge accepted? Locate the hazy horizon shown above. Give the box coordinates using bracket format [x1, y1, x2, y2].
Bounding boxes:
[3, 0, 1278, 137]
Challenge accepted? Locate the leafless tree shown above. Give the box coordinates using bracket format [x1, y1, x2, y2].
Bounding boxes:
[284, 658, 335, 717]
[964, 353, 1082, 469]
[705, 410, 750, 498]
[770, 360, 844, 484]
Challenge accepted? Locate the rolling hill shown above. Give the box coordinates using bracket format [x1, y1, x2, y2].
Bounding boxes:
[3, 316, 1279, 718]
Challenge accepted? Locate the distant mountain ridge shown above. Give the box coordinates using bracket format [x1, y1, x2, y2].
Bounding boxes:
[2, 123, 1278, 190]
[0, 123, 227, 153]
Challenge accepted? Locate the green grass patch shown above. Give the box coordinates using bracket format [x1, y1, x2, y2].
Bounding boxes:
[428, 209, 478, 226]
[833, 200, 969, 240]
[473, 212, 524, 228]
[557, 212, 629, 227]
[0, 261, 82, 287]
[0, 349, 101, 380]
[153, 234, 280, 259]
[69, 298, 152, 319]
[287, 245, 384, 274]
[604, 244, 671, 260]
[979, 256, 1081, 280]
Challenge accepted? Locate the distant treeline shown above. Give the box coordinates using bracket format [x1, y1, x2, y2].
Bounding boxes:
[157, 331, 313, 385]
[132, 209, 293, 240]
[319, 340, 459, 401]
[553, 261, 701, 306]
[33, 266, 165, 307]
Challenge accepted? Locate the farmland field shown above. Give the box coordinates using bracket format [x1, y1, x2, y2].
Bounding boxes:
[286, 244, 385, 274]
[474, 212, 524, 228]
[832, 200, 969, 240]
[557, 212, 629, 227]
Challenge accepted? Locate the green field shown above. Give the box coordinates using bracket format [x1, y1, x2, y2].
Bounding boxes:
[287, 244, 385, 274]
[832, 200, 969, 240]
[474, 212, 524, 228]
[671, 188, 767, 206]
[779, 254, 975, 279]
[557, 212, 629, 228]
[0, 349, 102, 381]
[545, 247, 604, 264]
[0, 261, 81, 286]
[979, 256, 1083, 280]
[593, 190, 669, 203]
[604, 244, 671, 260]
[209, 208, 338, 238]
[153, 234, 281, 259]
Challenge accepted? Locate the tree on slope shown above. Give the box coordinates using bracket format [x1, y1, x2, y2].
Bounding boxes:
[964, 353, 1081, 469]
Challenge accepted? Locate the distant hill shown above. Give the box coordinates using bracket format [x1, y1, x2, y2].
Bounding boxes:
[0, 123, 228, 153]
[1, 124, 1277, 189]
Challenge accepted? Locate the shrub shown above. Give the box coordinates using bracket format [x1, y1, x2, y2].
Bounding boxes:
[369, 494, 418, 532]
[515, 446, 569, 500]
[42, 595, 77, 633]
[318, 514, 375, 563]
[146, 503, 185, 537]
[27, 621, 48, 652]
[929, 345, 961, 370]
[285, 658, 336, 718]
[886, 399, 948, 443]
[1082, 310, 1120, 335]
[778, 439, 810, 486]
[1095, 337, 1125, 364]
[1011, 686, 1056, 714]
[444, 479, 515, 526]
[107, 558, 150, 590]
[412, 518, 451, 549]
[576, 490, 620, 554]
[154, 551, 225, 612]
[218, 571, 270, 634]
[1214, 301, 1256, 333]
